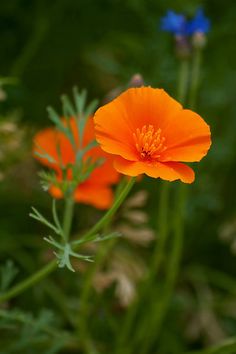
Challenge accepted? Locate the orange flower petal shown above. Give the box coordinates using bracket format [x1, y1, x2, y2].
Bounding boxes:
[94, 132, 138, 161]
[34, 117, 120, 208]
[50, 183, 113, 210]
[33, 127, 74, 169]
[160, 109, 211, 162]
[33, 118, 96, 169]
[114, 156, 195, 183]
[90, 157, 120, 184]
[94, 87, 182, 161]
[74, 184, 113, 209]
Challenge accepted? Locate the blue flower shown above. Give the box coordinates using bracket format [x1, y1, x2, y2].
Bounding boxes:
[187, 9, 211, 34]
[160, 11, 187, 36]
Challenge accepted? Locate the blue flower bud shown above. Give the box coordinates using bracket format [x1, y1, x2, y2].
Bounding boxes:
[160, 10, 187, 36]
[187, 9, 211, 35]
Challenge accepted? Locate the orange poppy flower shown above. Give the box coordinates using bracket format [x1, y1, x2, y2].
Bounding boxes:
[33, 117, 119, 209]
[94, 87, 211, 183]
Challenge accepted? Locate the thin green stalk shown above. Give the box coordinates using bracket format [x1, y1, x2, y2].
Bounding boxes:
[140, 49, 202, 353]
[140, 184, 186, 354]
[63, 197, 74, 243]
[0, 177, 135, 304]
[77, 179, 127, 344]
[117, 59, 191, 354]
[189, 48, 202, 109]
[144, 49, 202, 353]
[0, 196, 74, 303]
[116, 181, 170, 354]
[80, 177, 135, 242]
[154, 50, 204, 346]
[78, 238, 116, 347]
[0, 260, 57, 303]
[129, 58, 191, 354]
[149, 181, 171, 278]
[177, 59, 190, 102]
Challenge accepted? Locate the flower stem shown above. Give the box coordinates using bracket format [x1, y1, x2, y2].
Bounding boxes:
[140, 184, 187, 354]
[77, 178, 128, 342]
[78, 238, 116, 346]
[137, 57, 191, 354]
[189, 48, 202, 109]
[150, 181, 170, 278]
[177, 59, 190, 102]
[141, 49, 202, 352]
[62, 197, 74, 243]
[0, 260, 57, 303]
[79, 177, 135, 242]
[0, 177, 135, 304]
[78, 177, 126, 336]
[116, 181, 170, 354]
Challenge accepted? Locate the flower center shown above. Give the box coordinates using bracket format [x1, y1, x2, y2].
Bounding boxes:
[133, 125, 166, 161]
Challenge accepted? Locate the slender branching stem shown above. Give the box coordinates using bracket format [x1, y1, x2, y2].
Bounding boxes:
[0, 177, 135, 304]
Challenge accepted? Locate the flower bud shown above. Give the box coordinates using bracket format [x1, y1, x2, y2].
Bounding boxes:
[128, 73, 145, 88]
[192, 32, 207, 49]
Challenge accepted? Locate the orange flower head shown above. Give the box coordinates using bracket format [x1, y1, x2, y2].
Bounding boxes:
[33, 117, 119, 209]
[94, 87, 211, 183]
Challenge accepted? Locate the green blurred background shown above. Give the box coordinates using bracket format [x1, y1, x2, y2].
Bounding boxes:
[1, 0, 236, 353]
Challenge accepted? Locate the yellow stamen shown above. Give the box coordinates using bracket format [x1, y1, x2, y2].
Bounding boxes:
[133, 125, 166, 160]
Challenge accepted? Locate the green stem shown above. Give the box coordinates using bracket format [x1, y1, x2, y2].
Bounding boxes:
[145, 185, 187, 354]
[140, 49, 203, 353]
[189, 48, 202, 109]
[116, 181, 170, 354]
[78, 238, 116, 346]
[77, 179, 128, 344]
[117, 59, 191, 354]
[0, 177, 135, 304]
[150, 181, 170, 277]
[144, 50, 202, 353]
[134, 57, 191, 354]
[152, 50, 204, 342]
[80, 177, 135, 242]
[177, 59, 190, 102]
[0, 261, 57, 303]
[63, 197, 74, 243]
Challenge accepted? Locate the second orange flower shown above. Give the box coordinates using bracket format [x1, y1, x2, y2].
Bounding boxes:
[33, 117, 119, 209]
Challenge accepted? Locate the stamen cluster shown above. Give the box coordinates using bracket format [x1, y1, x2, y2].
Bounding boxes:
[133, 125, 166, 161]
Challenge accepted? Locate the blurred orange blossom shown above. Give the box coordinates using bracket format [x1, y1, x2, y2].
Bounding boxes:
[94, 87, 211, 183]
[33, 117, 119, 209]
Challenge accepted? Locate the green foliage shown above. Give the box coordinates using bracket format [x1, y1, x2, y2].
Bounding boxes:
[0, 0, 236, 353]
[0, 308, 70, 354]
[0, 260, 18, 292]
[29, 87, 122, 272]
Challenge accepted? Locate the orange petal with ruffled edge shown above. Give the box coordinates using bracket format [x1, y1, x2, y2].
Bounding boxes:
[160, 109, 211, 162]
[94, 87, 211, 183]
[33, 127, 75, 169]
[94, 87, 183, 161]
[114, 156, 194, 183]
